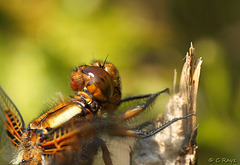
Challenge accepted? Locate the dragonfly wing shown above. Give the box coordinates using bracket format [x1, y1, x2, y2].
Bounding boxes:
[0, 87, 25, 163]
[40, 118, 101, 165]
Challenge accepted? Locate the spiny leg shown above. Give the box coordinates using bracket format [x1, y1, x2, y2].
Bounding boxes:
[110, 113, 194, 138]
[118, 94, 151, 105]
[130, 113, 194, 138]
[118, 88, 169, 105]
[133, 120, 154, 131]
[120, 88, 169, 120]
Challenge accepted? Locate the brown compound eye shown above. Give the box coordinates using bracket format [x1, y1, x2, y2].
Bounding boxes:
[92, 62, 119, 87]
[83, 66, 114, 101]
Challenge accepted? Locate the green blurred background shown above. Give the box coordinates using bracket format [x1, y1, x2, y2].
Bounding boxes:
[0, 0, 239, 164]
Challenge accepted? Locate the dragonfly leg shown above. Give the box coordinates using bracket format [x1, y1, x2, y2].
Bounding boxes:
[120, 88, 169, 120]
[119, 88, 169, 105]
[94, 137, 113, 165]
[111, 113, 194, 138]
[133, 120, 154, 131]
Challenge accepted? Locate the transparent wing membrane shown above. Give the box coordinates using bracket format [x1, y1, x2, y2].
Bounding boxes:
[0, 87, 24, 163]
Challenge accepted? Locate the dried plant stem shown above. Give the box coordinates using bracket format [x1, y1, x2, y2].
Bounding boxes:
[131, 43, 202, 165]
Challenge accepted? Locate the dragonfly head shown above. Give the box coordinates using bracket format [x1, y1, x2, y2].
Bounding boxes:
[70, 61, 121, 104]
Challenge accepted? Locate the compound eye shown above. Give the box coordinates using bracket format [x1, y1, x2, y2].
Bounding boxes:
[92, 61, 119, 86]
[83, 66, 114, 101]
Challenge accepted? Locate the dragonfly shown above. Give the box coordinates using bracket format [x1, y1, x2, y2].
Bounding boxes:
[0, 60, 193, 165]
